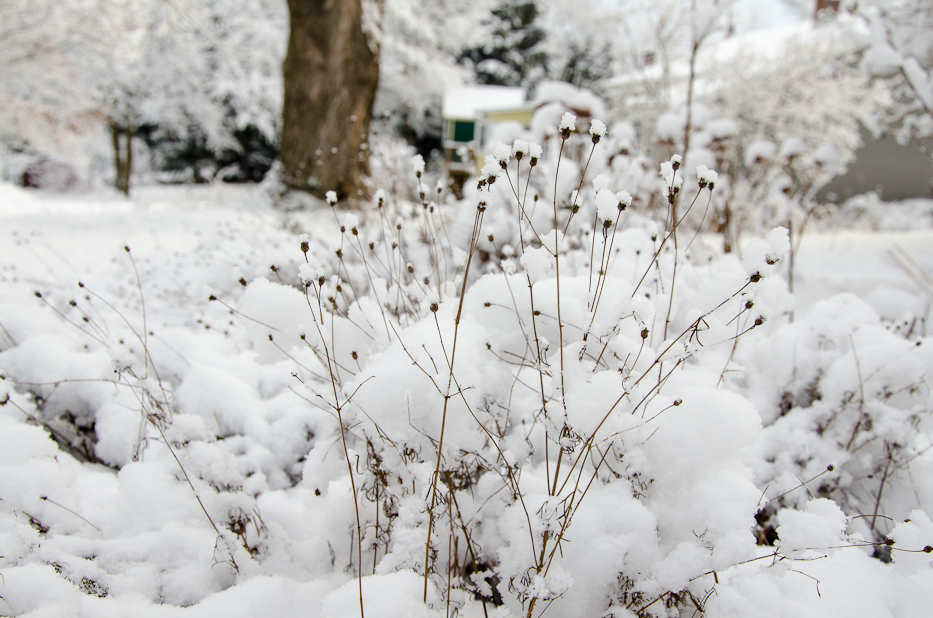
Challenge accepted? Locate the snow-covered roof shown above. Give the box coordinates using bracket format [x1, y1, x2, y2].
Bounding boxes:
[442, 85, 526, 120]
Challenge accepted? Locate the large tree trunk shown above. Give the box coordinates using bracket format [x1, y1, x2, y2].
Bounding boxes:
[281, 0, 381, 201]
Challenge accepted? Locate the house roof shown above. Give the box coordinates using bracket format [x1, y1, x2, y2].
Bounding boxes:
[442, 85, 527, 120]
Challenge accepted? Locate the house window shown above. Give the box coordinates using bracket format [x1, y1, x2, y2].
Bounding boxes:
[451, 120, 475, 143]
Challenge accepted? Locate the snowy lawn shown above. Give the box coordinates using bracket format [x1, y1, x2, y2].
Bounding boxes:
[1, 182, 932, 617]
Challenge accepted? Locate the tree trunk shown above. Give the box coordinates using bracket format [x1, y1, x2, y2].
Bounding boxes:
[111, 123, 133, 197]
[281, 0, 381, 202]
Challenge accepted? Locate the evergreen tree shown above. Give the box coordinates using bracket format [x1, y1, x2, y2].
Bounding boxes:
[461, 0, 548, 87]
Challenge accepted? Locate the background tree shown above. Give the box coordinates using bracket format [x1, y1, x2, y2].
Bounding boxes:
[279, 0, 382, 200]
[374, 0, 492, 151]
[460, 0, 548, 87]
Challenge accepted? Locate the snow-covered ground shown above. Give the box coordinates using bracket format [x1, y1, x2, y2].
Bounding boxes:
[4, 184, 930, 322]
[1, 182, 932, 617]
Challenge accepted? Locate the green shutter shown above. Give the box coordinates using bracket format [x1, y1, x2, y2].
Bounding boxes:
[452, 121, 475, 143]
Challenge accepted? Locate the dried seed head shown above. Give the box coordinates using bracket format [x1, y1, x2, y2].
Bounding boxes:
[34, 291, 42, 298]
[238, 277, 247, 286]
[745, 300, 754, 310]
[641, 328, 649, 339]
[351, 351, 358, 360]
[750, 272, 762, 283]
[69, 300, 77, 307]
[318, 276, 325, 286]
[487, 233, 494, 242]
[754, 316, 765, 326]
[923, 546, 933, 553]
[603, 219, 612, 229]
[368, 241, 374, 250]
[335, 249, 343, 258]
[340, 225, 346, 233]
[430, 302, 438, 313]
[424, 276, 430, 285]
[407, 263, 414, 274]
[673, 398, 682, 406]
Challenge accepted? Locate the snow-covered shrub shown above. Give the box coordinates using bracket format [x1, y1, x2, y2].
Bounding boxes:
[2, 117, 932, 618]
[735, 293, 933, 553]
[242, 125, 800, 617]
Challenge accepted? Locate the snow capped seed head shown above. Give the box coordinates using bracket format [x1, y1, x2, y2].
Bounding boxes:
[529, 142, 543, 161]
[512, 139, 529, 160]
[299, 233, 310, 253]
[298, 263, 322, 285]
[492, 140, 512, 166]
[325, 191, 338, 206]
[436, 180, 444, 193]
[411, 154, 425, 177]
[374, 188, 385, 207]
[659, 161, 682, 190]
[616, 191, 633, 210]
[596, 189, 618, 222]
[481, 155, 500, 183]
[418, 182, 428, 199]
[592, 174, 611, 192]
[696, 165, 719, 189]
[343, 214, 359, 231]
[232, 266, 246, 286]
[670, 153, 683, 170]
[589, 119, 607, 144]
[559, 112, 576, 139]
